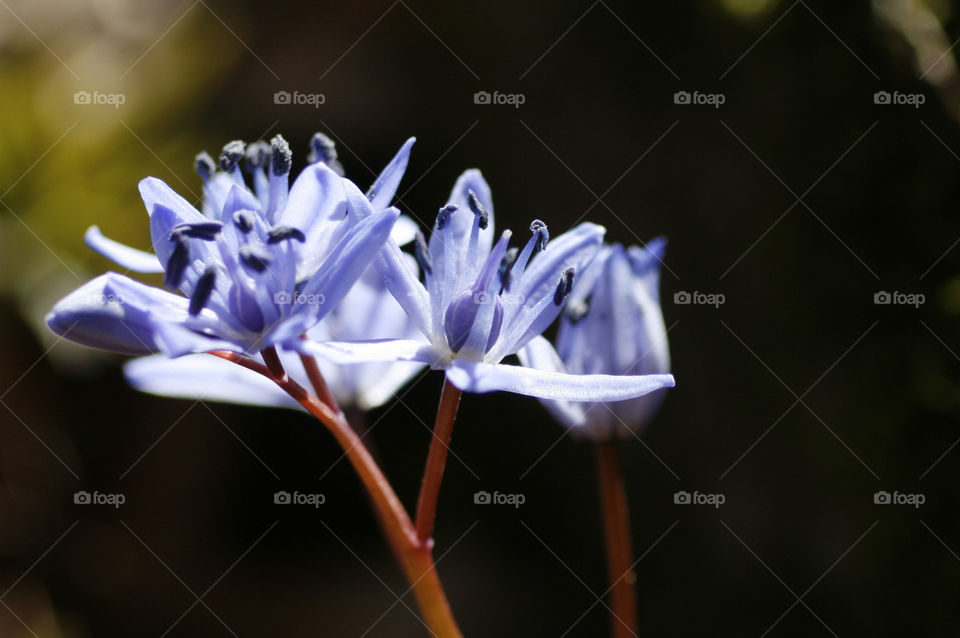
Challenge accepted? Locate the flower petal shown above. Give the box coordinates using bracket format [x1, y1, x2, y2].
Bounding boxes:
[367, 137, 415, 212]
[46, 272, 191, 355]
[445, 359, 675, 400]
[152, 322, 240, 358]
[125, 354, 302, 410]
[292, 338, 439, 366]
[391, 214, 419, 246]
[516, 335, 587, 428]
[294, 208, 400, 321]
[495, 222, 605, 357]
[343, 177, 432, 336]
[84, 226, 163, 273]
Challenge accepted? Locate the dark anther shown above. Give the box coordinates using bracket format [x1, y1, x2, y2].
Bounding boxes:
[232, 210, 254, 234]
[530, 219, 549, 252]
[308, 132, 345, 176]
[195, 152, 216, 180]
[164, 236, 191, 289]
[267, 225, 306, 244]
[189, 267, 217, 316]
[239, 245, 273, 272]
[219, 140, 246, 172]
[436, 205, 458, 230]
[466, 189, 489, 229]
[553, 268, 575, 305]
[170, 221, 222, 241]
[414, 231, 432, 275]
[271, 134, 292, 176]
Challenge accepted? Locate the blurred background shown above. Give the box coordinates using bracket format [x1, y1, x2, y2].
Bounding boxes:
[1, 0, 959, 635]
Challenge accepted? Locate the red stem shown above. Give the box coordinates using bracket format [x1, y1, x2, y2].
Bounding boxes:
[414, 378, 462, 545]
[208, 350, 463, 637]
[595, 439, 638, 638]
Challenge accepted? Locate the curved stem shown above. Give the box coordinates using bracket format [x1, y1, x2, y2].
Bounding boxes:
[595, 440, 638, 638]
[209, 350, 463, 638]
[414, 378, 462, 544]
[299, 352, 341, 414]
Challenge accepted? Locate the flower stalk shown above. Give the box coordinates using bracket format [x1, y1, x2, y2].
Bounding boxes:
[595, 440, 638, 638]
[414, 379, 463, 544]
[210, 350, 463, 638]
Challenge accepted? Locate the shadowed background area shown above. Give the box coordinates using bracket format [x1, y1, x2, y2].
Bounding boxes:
[1, 0, 959, 635]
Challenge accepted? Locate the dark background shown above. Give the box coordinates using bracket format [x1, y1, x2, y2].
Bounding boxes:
[1, 0, 959, 635]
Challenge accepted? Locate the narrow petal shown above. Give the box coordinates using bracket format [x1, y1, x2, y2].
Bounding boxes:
[391, 214, 419, 246]
[294, 208, 400, 324]
[277, 163, 346, 243]
[367, 137, 415, 211]
[495, 222, 605, 357]
[446, 359, 675, 400]
[516, 335, 587, 428]
[125, 354, 302, 410]
[85, 226, 163, 273]
[152, 322, 240, 358]
[292, 338, 440, 366]
[46, 272, 192, 355]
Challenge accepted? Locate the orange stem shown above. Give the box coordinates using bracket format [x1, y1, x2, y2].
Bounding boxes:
[210, 350, 463, 637]
[414, 378, 462, 544]
[595, 440, 638, 638]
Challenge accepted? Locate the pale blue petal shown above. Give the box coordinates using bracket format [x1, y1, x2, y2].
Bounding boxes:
[391, 214, 419, 246]
[368, 137, 415, 212]
[446, 359, 675, 400]
[516, 335, 587, 428]
[84, 226, 163, 273]
[46, 272, 193, 355]
[294, 208, 400, 324]
[152, 322, 240, 358]
[292, 338, 439, 366]
[125, 354, 302, 410]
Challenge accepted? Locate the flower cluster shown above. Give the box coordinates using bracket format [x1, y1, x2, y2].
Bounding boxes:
[47, 133, 675, 417]
[45, 131, 677, 636]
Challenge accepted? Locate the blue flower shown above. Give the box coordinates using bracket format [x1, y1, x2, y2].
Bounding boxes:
[123, 216, 427, 411]
[297, 148, 675, 402]
[518, 240, 672, 438]
[46, 135, 403, 358]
